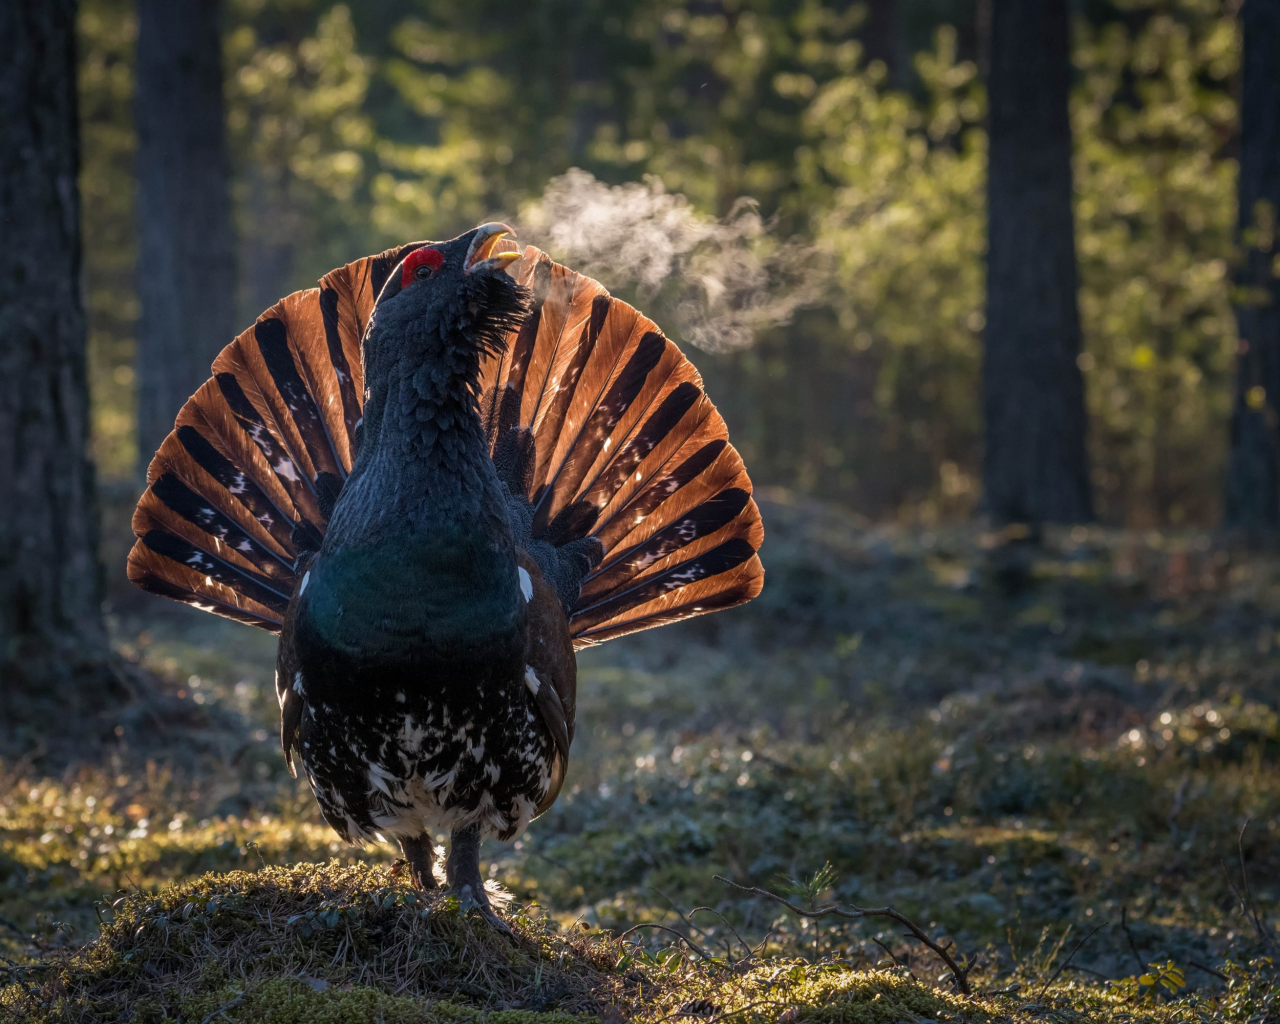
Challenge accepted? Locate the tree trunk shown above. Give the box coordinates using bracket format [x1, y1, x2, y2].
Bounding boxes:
[861, 0, 903, 86]
[0, 0, 111, 691]
[981, 0, 1093, 525]
[134, 0, 235, 464]
[1225, 0, 1280, 532]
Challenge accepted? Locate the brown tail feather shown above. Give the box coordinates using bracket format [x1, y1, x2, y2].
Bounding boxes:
[488, 247, 764, 643]
[129, 242, 763, 639]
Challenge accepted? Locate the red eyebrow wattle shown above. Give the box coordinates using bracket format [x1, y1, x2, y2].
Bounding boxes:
[401, 247, 444, 287]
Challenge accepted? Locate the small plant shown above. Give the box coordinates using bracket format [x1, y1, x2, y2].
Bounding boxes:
[1110, 960, 1186, 1003]
[777, 862, 838, 906]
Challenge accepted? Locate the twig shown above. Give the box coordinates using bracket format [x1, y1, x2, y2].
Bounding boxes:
[688, 906, 754, 962]
[979, 983, 1023, 997]
[1188, 959, 1228, 981]
[708, 999, 788, 1023]
[714, 875, 972, 996]
[199, 995, 244, 1024]
[649, 888, 727, 957]
[616, 923, 714, 961]
[650, 999, 786, 1024]
[1064, 964, 1109, 979]
[1220, 836, 1271, 951]
[1119, 906, 1145, 974]
[1235, 819, 1273, 949]
[1036, 923, 1104, 1000]
[871, 936, 908, 969]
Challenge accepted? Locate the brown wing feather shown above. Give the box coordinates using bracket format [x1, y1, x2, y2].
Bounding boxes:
[517, 551, 575, 816]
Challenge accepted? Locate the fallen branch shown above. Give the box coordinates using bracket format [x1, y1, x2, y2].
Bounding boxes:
[714, 875, 973, 996]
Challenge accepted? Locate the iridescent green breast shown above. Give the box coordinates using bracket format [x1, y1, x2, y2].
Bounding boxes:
[295, 521, 524, 668]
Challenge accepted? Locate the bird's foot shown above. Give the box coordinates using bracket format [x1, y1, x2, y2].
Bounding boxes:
[446, 824, 512, 935]
[397, 835, 438, 891]
[451, 881, 512, 935]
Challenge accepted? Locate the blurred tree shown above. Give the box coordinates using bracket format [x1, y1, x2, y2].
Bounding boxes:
[981, 0, 1092, 525]
[808, 27, 986, 517]
[1225, 0, 1280, 531]
[0, 0, 113, 692]
[860, 0, 903, 84]
[80, 0, 139, 482]
[1074, 5, 1238, 527]
[225, 2, 376, 320]
[134, 0, 236, 463]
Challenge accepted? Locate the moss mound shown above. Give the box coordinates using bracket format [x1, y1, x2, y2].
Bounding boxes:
[2, 862, 626, 1022]
[0, 862, 993, 1023]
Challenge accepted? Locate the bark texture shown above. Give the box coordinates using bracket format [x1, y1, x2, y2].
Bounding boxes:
[1225, 0, 1280, 531]
[135, 0, 235, 463]
[0, 0, 110, 689]
[982, 0, 1092, 525]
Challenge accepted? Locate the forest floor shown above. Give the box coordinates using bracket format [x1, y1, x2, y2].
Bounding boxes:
[2, 489, 1278, 1023]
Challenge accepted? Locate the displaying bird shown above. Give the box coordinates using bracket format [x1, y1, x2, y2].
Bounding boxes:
[127, 224, 764, 929]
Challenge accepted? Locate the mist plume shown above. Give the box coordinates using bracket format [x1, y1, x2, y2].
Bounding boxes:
[517, 169, 820, 353]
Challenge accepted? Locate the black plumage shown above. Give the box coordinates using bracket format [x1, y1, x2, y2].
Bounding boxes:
[127, 224, 764, 929]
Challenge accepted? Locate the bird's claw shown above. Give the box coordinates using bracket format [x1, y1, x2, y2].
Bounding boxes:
[453, 883, 512, 935]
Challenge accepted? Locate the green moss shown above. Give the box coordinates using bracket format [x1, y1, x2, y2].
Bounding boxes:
[637, 963, 984, 1024]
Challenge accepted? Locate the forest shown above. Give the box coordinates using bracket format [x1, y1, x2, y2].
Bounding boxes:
[1, 1, 1278, 1022]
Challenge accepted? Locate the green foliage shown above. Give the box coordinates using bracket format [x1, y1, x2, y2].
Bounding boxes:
[76, 0, 1246, 527]
[1074, 2, 1239, 525]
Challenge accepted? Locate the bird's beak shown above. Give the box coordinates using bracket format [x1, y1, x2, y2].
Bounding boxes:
[465, 223, 521, 274]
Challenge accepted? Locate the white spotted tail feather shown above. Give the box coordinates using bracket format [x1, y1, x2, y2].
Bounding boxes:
[127, 242, 764, 642]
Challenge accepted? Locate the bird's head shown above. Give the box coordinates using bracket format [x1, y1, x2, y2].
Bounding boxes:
[366, 222, 529, 373]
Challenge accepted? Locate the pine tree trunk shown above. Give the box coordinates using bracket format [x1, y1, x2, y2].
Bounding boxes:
[134, 0, 235, 464]
[0, 0, 112, 691]
[1225, 0, 1280, 532]
[981, 0, 1093, 525]
[861, 0, 902, 86]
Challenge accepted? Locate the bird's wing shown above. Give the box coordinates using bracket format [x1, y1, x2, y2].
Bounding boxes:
[516, 551, 575, 816]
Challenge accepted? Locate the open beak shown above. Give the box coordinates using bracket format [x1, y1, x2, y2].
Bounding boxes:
[465, 223, 521, 274]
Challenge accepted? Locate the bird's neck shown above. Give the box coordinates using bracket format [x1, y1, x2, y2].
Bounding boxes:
[342, 316, 496, 525]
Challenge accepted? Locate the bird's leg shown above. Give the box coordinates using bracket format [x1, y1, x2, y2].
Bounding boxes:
[445, 823, 510, 934]
[398, 833, 438, 891]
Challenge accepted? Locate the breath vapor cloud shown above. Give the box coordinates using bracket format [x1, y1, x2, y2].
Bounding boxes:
[518, 169, 820, 353]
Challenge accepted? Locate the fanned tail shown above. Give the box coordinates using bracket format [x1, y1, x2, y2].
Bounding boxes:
[129, 243, 763, 642]
[485, 247, 764, 647]
[126, 255, 384, 630]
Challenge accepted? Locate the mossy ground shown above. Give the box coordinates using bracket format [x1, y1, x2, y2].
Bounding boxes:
[3, 493, 1279, 1021]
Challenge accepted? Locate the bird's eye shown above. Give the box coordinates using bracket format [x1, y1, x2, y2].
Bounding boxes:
[399, 246, 446, 289]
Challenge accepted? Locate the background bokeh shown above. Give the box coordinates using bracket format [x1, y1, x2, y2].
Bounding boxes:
[79, 0, 1241, 528]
